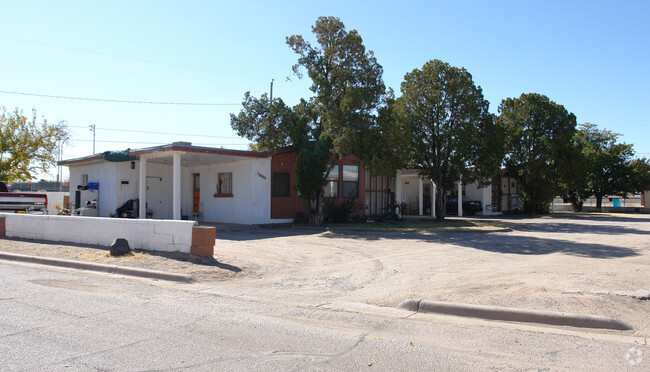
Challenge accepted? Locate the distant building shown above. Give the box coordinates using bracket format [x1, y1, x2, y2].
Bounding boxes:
[8, 181, 69, 192]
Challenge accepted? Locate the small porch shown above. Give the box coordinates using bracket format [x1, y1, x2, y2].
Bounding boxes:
[394, 169, 495, 217]
[130, 143, 272, 224]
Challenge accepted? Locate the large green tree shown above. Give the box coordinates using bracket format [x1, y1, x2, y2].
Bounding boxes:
[571, 123, 636, 210]
[396, 59, 504, 219]
[628, 157, 650, 194]
[0, 107, 69, 182]
[232, 17, 391, 225]
[498, 93, 577, 214]
[286, 16, 387, 158]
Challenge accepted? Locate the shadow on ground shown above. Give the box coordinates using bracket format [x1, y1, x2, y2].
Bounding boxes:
[0, 237, 243, 273]
[318, 229, 641, 259]
[141, 250, 243, 273]
[506, 221, 650, 235]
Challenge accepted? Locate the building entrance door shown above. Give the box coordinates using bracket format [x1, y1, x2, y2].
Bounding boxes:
[192, 173, 200, 215]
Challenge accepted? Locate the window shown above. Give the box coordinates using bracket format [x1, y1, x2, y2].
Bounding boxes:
[323, 165, 339, 198]
[81, 174, 88, 186]
[272, 172, 290, 197]
[342, 165, 359, 198]
[215, 172, 233, 197]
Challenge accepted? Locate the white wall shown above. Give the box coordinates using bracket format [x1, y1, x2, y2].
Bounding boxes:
[400, 177, 421, 206]
[145, 162, 174, 219]
[187, 157, 272, 224]
[68, 162, 118, 216]
[44, 192, 67, 214]
[67, 156, 274, 224]
[115, 161, 139, 210]
[464, 183, 484, 201]
[2, 213, 196, 253]
[251, 158, 272, 223]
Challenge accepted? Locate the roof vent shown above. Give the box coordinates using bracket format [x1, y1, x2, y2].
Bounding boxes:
[172, 141, 192, 147]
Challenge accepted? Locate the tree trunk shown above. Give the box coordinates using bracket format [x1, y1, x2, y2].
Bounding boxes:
[308, 194, 324, 226]
[436, 186, 446, 220]
[595, 195, 603, 211]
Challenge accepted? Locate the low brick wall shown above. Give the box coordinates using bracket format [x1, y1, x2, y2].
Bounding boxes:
[0, 214, 197, 253]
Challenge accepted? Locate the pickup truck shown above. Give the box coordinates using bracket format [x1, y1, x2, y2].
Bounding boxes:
[0, 182, 48, 214]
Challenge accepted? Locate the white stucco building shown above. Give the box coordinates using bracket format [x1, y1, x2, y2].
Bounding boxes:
[60, 142, 283, 224]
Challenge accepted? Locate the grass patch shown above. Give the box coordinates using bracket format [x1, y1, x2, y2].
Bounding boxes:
[76, 250, 155, 262]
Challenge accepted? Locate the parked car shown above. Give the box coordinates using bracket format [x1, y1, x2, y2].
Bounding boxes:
[445, 199, 482, 216]
[422, 199, 482, 216]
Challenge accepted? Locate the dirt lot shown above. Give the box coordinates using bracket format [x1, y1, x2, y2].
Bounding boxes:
[1, 213, 649, 335]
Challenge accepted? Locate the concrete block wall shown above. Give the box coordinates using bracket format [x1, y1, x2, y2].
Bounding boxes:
[1, 214, 196, 253]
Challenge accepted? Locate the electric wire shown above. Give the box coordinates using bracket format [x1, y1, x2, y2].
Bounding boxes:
[0, 90, 240, 106]
[65, 125, 242, 139]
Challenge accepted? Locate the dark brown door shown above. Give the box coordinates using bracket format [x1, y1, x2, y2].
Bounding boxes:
[193, 173, 200, 213]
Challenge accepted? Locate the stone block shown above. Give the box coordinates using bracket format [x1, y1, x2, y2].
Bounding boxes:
[110, 238, 131, 256]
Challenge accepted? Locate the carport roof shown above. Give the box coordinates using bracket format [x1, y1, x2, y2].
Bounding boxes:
[59, 142, 271, 167]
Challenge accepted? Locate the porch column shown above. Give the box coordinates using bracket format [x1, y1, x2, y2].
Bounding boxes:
[138, 157, 147, 219]
[457, 179, 463, 217]
[482, 185, 491, 215]
[172, 152, 181, 220]
[431, 180, 436, 218]
[395, 170, 402, 217]
[418, 176, 424, 216]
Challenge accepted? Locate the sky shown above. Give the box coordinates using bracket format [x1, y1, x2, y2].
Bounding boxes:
[1, 0, 649, 181]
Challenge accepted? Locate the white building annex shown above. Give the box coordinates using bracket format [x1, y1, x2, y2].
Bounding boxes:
[395, 169, 495, 217]
[60, 142, 285, 225]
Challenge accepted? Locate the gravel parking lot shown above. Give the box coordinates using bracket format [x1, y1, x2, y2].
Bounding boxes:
[1, 213, 648, 335]
[209, 214, 650, 335]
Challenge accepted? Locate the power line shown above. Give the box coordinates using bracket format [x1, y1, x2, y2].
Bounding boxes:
[72, 138, 247, 146]
[65, 125, 242, 139]
[0, 90, 241, 106]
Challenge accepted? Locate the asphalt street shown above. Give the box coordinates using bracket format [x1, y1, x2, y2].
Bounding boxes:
[0, 262, 647, 371]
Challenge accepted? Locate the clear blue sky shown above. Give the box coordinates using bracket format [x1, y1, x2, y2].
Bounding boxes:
[1, 0, 648, 180]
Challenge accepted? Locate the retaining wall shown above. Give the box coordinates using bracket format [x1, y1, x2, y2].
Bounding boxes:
[0, 214, 197, 253]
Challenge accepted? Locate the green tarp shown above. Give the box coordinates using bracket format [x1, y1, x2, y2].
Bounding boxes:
[102, 149, 137, 162]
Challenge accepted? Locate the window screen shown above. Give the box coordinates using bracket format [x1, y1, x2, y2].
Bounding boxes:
[272, 172, 290, 197]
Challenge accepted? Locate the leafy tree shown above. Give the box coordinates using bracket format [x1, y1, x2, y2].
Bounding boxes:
[232, 17, 391, 225]
[498, 93, 577, 214]
[286, 16, 387, 158]
[0, 107, 69, 182]
[355, 90, 410, 177]
[570, 123, 636, 210]
[230, 92, 308, 152]
[395, 59, 504, 219]
[294, 136, 332, 226]
[629, 157, 650, 193]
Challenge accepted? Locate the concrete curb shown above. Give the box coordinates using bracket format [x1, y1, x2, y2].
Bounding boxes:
[0, 251, 194, 283]
[399, 299, 633, 331]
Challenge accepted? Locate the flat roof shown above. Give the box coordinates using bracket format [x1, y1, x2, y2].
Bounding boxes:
[59, 142, 270, 167]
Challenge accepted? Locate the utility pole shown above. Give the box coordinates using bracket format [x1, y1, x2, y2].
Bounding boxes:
[89, 124, 96, 154]
[269, 79, 274, 102]
[58, 138, 62, 192]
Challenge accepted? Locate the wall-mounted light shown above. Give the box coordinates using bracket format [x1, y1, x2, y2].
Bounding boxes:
[131, 161, 136, 169]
